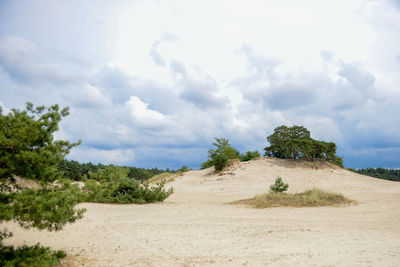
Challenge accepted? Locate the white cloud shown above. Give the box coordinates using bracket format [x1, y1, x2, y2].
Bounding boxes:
[124, 96, 168, 129]
[0, 36, 83, 85]
[69, 83, 112, 108]
[68, 147, 135, 165]
[222, 0, 321, 27]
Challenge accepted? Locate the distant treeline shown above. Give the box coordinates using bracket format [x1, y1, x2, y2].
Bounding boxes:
[58, 159, 171, 182]
[352, 168, 400, 182]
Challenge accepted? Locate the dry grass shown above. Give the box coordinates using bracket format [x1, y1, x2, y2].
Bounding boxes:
[230, 188, 355, 208]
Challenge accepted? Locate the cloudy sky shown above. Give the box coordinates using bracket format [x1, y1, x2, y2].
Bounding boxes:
[1, 0, 399, 169]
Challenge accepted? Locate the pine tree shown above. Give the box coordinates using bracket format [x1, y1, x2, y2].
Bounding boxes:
[269, 177, 289, 193]
[0, 102, 85, 241]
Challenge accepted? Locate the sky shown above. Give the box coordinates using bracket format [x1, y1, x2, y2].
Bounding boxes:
[0, 0, 399, 169]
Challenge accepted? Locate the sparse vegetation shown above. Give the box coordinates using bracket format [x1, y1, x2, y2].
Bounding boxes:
[178, 165, 191, 173]
[231, 188, 354, 208]
[147, 172, 178, 184]
[147, 168, 189, 184]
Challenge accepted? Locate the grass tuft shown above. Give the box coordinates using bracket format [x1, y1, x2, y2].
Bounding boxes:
[230, 188, 355, 208]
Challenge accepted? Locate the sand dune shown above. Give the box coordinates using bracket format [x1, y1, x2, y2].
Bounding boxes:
[3, 158, 400, 266]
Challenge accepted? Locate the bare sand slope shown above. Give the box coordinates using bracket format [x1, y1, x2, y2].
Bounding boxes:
[3, 158, 400, 266]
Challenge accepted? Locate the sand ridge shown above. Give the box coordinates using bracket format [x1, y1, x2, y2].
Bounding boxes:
[3, 158, 400, 266]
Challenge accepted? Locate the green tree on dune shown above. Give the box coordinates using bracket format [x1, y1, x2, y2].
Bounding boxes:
[264, 125, 343, 167]
[201, 137, 240, 171]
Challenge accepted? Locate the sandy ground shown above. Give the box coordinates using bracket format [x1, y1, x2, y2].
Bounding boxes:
[3, 158, 400, 266]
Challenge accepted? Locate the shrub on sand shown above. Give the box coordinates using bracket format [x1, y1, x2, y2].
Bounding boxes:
[269, 177, 289, 193]
[84, 178, 173, 204]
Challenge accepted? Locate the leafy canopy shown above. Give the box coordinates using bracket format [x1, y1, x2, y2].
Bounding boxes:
[201, 138, 240, 171]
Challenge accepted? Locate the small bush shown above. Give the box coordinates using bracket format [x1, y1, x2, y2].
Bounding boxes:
[269, 177, 289, 193]
[178, 166, 191, 172]
[230, 188, 354, 208]
[0, 243, 66, 267]
[213, 154, 229, 172]
[200, 160, 214, 169]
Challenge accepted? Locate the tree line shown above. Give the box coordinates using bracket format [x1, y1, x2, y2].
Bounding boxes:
[58, 159, 170, 182]
[351, 168, 400, 182]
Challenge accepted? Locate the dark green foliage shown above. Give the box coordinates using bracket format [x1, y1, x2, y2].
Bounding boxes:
[200, 159, 214, 169]
[0, 181, 86, 231]
[58, 159, 167, 182]
[264, 125, 343, 167]
[213, 154, 229, 172]
[269, 177, 289, 193]
[0, 102, 85, 264]
[201, 138, 240, 171]
[0, 243, 66, 267]
[57, 160, 103, 181]
[127, 166, 166, 182]
[240, 150, 260, 161]
[0, 103, 80, 182]
[0, 103, 85, 231]
[83, 166, 174, 204]
[352, 168, 400, 182]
